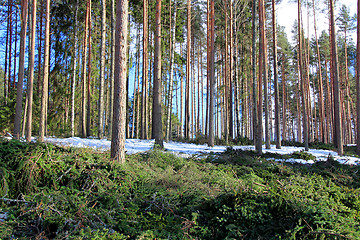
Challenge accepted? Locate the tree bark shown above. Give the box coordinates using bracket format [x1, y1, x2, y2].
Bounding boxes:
[141, 0, 149, 140]
[111, 0, 128, 162]
[86, 0, 92, 137]
[81, 0, 90, 138]
[152, 0, 163, 148]
[26, 0, 37, 142]
[272, 0, 280, 149]
[329, 0, 343, 155]
[185, 0, 191, 139]
[13, 0, 28, 140]
[39, 0, 50, 142]
[165, 2, 177, 142]
[252, 0, 258, 150]
[208, 0, 215, 147]
[71, 0, 79, 137]
[98, 0, 106, 139]
[357, 0, 360, 155]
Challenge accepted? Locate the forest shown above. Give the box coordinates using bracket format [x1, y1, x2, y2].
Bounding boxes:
[0, 0, 360, 238]
[0, 0, 359, 159]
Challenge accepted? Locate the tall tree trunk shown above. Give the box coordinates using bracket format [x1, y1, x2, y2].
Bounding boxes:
[141, 0, 149, 140]
[82, 0, 90, 138]
[252, 0, 258, 150]
[357, 0, 360, 155]
[329, 0, 343, 155]
[71, 0, 79, 137]
[298, 0, 309, 151]
[39, 0, 50, 142]
[111, 0, 128, 162]
[166, 2, 177, 142]
[185, 0, 191, 139]
[86, 0, 92, 137]
[8, 0, 13, 94]
[356, 0, 360, 156]
[3, 0, 10, 103]
[152, 0, 163, 148]
[26, 0, 37, 142]
[312, 0, 325, 143]
[272, 0, 280, 149]
[14, 0, 28, 139]
[108, 0, 116, 138]
[98, 0, 106, 139]
[208, 0, 215, 147]
[257, 0, 265, 154]
[262, 2, 270, 150]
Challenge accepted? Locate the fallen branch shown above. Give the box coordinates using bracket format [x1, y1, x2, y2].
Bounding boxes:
[0, 197, 34, 204]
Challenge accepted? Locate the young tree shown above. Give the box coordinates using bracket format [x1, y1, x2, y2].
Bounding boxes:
[25, 0, 37, 142]
[111, 0, 128, 162]
[152, 0, 164, 148]
[13, 0, 28, 139]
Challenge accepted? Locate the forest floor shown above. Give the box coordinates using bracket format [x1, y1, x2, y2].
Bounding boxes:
[0, 137, 360, 239]
[41, 136, 360, 165]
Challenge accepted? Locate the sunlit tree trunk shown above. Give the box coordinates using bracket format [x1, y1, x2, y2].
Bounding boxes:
[13, 0, 28, 139]
[26, 0, 37, 142]
[208, 0, 215, 147]
[98, 0, 106, 139]
[108, 0, 115, 138]
[141, 0, 148, 140]
[81, 0, 90, 138]
[86, 0, 92, 137]
[39, 0, 50, 142]
[252, 0, 258, 150]
[111, 0, 128, 162]
[71, 0, 79, 137]
[185, 0, 191, 139]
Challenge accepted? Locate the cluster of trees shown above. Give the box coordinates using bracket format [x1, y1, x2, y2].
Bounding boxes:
[0, 0, 359, 161]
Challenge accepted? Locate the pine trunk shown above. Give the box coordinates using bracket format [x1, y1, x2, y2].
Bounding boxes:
[13, 0, 28, 139]
[98, 0, 106, 139]
[111, 0, 128, 162]
[152, 0, 163, 148]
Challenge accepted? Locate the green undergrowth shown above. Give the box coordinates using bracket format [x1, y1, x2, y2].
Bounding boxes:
[0, 139, 360, 239]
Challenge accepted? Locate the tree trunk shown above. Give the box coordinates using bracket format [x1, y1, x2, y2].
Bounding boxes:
[252, 0, 258, 150]
[25, 0, 37, 142]
[185, 0, 191, 139]
[329, 0, 343, 155]
[98, 0, 106, 139]
[357, 0, 360, 155]
[298, 0, 308, 151]
[141, 0, 148, 140]
[166, 2, 177, 142]
[86, 0, 92, 137]
[39, 0, 50, 142]
[208, 0, 215, 147]
[111, 0, 128, 162]
[13, 0, 28, 139]
[152, 0, 163, 148]
[71, 0, 79, 137]
[108, 0, 115, 138]
[81, 0, 90, 138]
[272, 0, 280, 149]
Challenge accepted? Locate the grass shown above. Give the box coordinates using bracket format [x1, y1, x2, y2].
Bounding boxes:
[0, 138, 359, 239]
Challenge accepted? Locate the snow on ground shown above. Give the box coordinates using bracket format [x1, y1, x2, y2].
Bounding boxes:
[42, 137, 360, 165]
